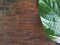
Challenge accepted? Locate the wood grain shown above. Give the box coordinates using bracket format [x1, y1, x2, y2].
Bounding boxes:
[0, 0, 57, 45]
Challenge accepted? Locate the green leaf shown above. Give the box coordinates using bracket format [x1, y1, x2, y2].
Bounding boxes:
[39, 0, 60, 35]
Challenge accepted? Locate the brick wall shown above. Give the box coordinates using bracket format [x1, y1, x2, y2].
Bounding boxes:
[0, 0, 57, 45]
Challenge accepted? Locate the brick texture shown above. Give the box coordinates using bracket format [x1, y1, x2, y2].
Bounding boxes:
[0, 0, 57, 45]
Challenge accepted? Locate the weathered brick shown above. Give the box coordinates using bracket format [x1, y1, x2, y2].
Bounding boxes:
[0, 0, 57, 45]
